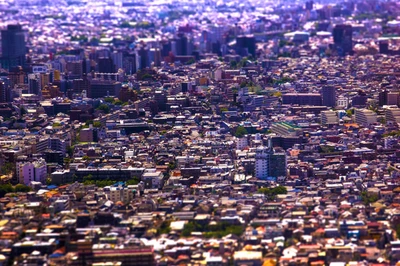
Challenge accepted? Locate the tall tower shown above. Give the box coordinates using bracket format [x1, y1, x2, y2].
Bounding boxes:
[322, 85, 336, 107]
[333, 24, 353, 56]
[1, 25, 26, 70]
[255, 146, 271, 180]
[255, 137, 286, 179]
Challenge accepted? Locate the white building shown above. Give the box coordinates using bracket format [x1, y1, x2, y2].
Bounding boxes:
[17, 158, 47, 185]
[109, 186, 137, 203]
[355, 109, 377, 126]
[385, 106, 400, 123]
[321, 110, 339, 125]
[142, 170, 164, 189]
[236, 136, 248, 150]
[337, 95, 349, 109]
[255, 146, 271, 180]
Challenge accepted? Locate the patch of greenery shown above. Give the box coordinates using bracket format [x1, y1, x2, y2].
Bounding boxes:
[157, 220, 171, 235]
[234, 126, 248, 138]
[258, 186, 287, 199]
[126, 176, 140, 186]
[360, 191, 378, 205]
[383, 130, 400, 138]
[97, 104, 110, 114]
[0, 184, 32, 197]
[182, 221, 244, 238]
[1, 162, 15, 175]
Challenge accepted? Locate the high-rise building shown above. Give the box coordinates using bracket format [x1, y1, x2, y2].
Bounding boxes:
[8, 66, 25, 86]
[236, 35, 256, 57]
[333, 24, 353, 56]
[322, 86, 336, 107]
[379, 40, 389, 54]
[0, 78, 11, 103]
[1, 25, 26, 70]
[136, 46, 150, 70]
[98, 57, 115, 73]
[255, 139, 287, 179]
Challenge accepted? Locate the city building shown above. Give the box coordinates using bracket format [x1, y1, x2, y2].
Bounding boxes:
[282, 93, 322, 106]
[322, 85, 336, 107]
[354, 109, 377, 126]
[321, 110, 339, 125]
[0, 25, 26, 70]
[333, 24, 353, 56]
[16, 158, 47, 185]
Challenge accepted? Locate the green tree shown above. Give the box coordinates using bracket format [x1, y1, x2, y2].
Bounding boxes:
[258, 186, 288, 199]
[168, 161, 177, 170]
[360, 191, 379, 205]
[82, 156, 90, 161]
[97, 104, 110, 114]
[1, 162, 15, 175]
[104, 97, 114, 103]
[93, 121, 102, 128]
[0, 184, 14, 197]
[126, 176, 140, 185]
[113, 99, 123, 105]
[83, 174, 93, 183]
[235, 126, 248, 138]
[346, 109, 353, 117]
[15, 184, 31, 193]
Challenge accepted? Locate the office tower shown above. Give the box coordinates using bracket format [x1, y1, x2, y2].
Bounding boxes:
[379, 90, 388, 106]
[379, 40, 389, 54]
[181, 81, 192, 93]
[269, 152, 287, 178]
[161, 41, 172, 57]
[149, 48, 161, 67]
[1, 25, 26, 70]
[137, 46, 150, 70]
[28, 74, 40, 95]
[154, 90, 167, 111]
[322, 86, 336, 107]
[8, 66, 25, 87]
[236, 35, 256, 57]
[82, 58, 91, 74]
[70, 78, 90, 98]
[98, 57, 115, 73]
[123, 52, 137, 75]
[175, 33, 188, 55]
[66, 61, 83, 77]
[255, 139, 286, 179]
[255, 146, 271, 180]
[0, 78, 11, 103]
[111, 51, 123, 70]
[333, 24, 353, 56]
[306, 1, 314, 10]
